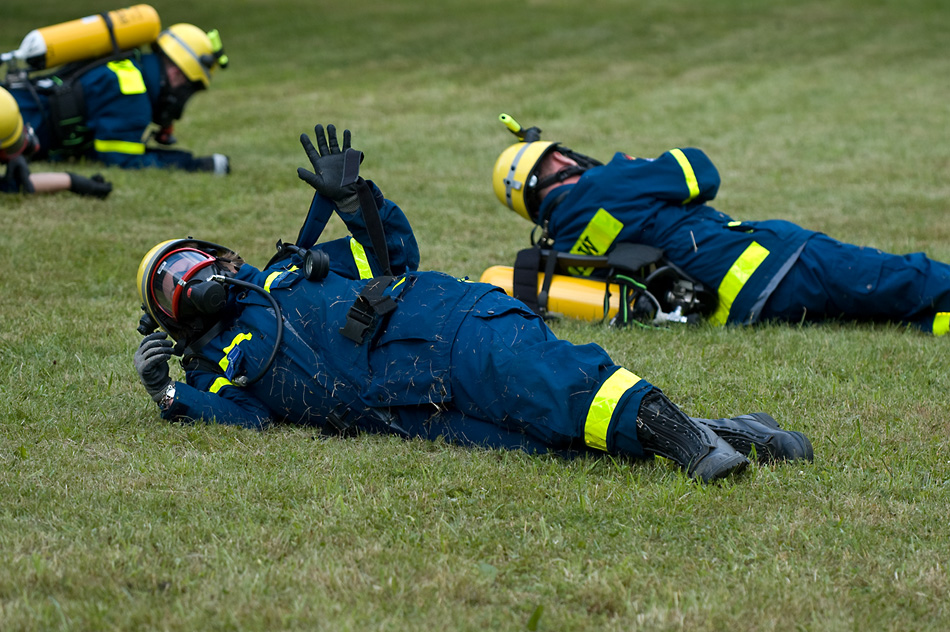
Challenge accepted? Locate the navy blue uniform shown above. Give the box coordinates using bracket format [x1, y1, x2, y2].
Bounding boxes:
[539, 149, 950, 334]
[161, 185, 654, 458]
[10, 53, 209, 171]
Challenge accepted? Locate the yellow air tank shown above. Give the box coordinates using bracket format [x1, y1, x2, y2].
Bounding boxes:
[10, 5, 161, 70]
[479, 265, 622, 321]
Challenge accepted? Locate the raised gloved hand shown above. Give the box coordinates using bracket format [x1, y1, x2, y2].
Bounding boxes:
[67, 173, 113, 199]
[195, 153, 230, 175]
[297, 124, 363, 214]
[134, 331, 174, 401]
[4, 156, 34, 193]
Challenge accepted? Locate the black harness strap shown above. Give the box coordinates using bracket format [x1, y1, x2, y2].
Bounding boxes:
[606, 243, 666, 275]
[356, 179, 392, 276]
[536, 249, 559, 316]
[512, 247, 542, 314]
[99, 12, 121, 53]
[511, 247, 563, 318]
[340, 275, 397, 344]
[39, 49, 138, 157]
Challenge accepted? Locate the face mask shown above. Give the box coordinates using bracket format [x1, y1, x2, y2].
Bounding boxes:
[150, 248, 236, 321]
[154, 81, 200, 128]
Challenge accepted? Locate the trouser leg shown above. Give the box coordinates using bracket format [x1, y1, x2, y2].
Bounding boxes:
[447, 295, 748, 481]
[448, 298, 651, 455]
[763, 234, 950, 333]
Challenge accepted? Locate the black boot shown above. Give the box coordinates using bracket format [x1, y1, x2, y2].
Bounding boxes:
[692, 413, 814, 463]
[636, 391, 749, 482]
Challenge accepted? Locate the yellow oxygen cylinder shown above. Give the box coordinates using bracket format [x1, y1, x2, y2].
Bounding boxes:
[11, 5, 161, 70]
[479, 265, 622, 321]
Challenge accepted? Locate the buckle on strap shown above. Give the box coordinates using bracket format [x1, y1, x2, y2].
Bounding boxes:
[340, 276, 397, 344]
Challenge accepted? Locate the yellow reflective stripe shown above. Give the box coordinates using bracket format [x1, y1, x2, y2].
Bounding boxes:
[263, 265, 299, 292]
[264, 271, 282, 292]
[709, 242, 770, 326]
[568, 208, 624, 276]
[934, 312, 950, 336]
[107, 60, 146, 94]
[350, 238, 373, 279]
[670, 148, 700, 204]
[218, 332, 253, 371]
[209, 377, 234, 393]
[584, 368, 642, 452]
[94, 139, 145, 155]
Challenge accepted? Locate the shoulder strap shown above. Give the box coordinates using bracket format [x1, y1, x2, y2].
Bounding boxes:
[356, 179, 392, 276]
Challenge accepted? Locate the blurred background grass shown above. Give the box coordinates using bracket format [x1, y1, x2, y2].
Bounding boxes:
[2, 0, 950, 630]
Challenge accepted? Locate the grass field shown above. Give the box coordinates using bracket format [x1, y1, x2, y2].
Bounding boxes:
[2, 0, 950, 629]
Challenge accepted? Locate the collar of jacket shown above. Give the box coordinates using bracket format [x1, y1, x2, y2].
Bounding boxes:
[536, 183, 576, 227]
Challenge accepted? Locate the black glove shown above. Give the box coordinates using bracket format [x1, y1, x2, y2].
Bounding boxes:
[134, 331, 174, 400]
[67, 173, 113, 199]
[4, 156, 34, 193]
[193, 153, 230, 175]
[297, 124, 363, 214]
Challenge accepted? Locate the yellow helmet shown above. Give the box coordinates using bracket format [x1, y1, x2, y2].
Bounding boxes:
[137, 238, 243, 340]
[155, 24, 228, 88]
[492, 140, 557, 222]
[0, 87, 27, 161]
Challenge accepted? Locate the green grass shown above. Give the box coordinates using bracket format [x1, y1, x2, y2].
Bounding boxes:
[3, 0, 950, 629]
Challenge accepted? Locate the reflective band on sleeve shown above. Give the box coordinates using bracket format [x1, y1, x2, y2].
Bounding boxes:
[209, 377, 234, 393]
[94, 139, 145, 155]
[219, 332, 253, 371]
[709, 241, 770, 326]
[670, 148, 700, 204]
[934, 312, 950, 336]
[350, 237, 373, 279]
[264, 265, 301, 292]
[584, 368, 642, 452]
[263, 266, 298, 291]
[264, 271, 282, 292]
[568, 208, 624, 276]
[106, 60, 147, 94]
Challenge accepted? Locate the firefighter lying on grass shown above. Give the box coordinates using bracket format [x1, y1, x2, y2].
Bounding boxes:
[491, 115, 950, 334]
[134, 124, 812, 484]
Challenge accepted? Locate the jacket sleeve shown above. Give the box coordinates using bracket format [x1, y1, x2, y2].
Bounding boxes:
[296, 180, 420, 276]
[621, 148, 720, 205]
[159, 373, 273, 431]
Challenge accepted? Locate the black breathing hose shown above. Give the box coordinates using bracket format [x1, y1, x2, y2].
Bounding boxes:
[211, 275, 284, 387]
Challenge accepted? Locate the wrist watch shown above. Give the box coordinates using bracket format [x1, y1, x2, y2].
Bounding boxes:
[158, 383, 177, 411]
